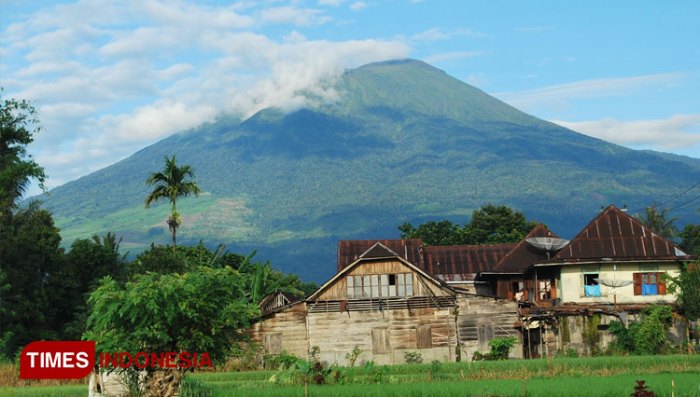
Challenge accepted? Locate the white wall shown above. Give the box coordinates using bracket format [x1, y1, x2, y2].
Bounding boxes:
[558, 262, 680, 305]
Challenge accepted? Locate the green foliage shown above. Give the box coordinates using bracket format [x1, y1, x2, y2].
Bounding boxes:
[666, 261, 700, 321]
[679, 224, 700, 256]
[344, 345, 363, 367]
[403, 351, 423, 364]
[609, 305, 673, 355]
[634, 204, 678, 239]
[399, 205, 538, 246]
[84, 266, 259, 366]
[487, 336, 518, 360]
[180, 376, 213, 397]
[145, 155, 201, 250]
[264, 351, 299, 370]
[0, 202, 64, 357]
[0, 92, 46, 218]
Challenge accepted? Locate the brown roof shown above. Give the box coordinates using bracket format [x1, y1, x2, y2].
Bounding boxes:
[422, 243, 516, 275]
[490, 224, 559, 274]
[337, 239, 423, 272]
[550, 205, 689, 263]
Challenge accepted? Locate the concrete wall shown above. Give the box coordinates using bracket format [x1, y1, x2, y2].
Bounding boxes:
[559, 262, 680, 305]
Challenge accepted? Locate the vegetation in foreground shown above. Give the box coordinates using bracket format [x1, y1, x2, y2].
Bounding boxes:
[3, 355, 697, 397]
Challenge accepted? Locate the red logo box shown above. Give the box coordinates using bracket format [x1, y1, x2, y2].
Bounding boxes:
[20, 341, 95, 379]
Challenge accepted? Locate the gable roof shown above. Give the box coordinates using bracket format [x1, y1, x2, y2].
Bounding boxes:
[487, 224, 560, 274]
[258, 290, 301, 315]
[547, 205, 690, 264]
[308, 242, 454, 301]
[422, 243, 516, 275]
[337, 239, 424, 272]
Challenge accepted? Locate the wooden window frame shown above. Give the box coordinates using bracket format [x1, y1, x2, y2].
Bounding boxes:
[633, 272, 666, 296]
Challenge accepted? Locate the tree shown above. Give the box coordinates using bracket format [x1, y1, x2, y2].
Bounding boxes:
[679, 224, 700, 256]
[398, 204, 537, 246]
[635, 204, 678, 239]
[145, 155, 201, 251]
[84, 266, 258, 394]
[398, 220, 463, 246]
[464, 204, 537, 244]
[0, 92, 46, 219]
[666, 261, 700, 321]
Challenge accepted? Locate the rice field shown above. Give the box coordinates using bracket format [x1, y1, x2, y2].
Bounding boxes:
[1, 355, 698, 396]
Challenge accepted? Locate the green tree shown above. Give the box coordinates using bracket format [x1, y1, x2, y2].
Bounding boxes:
[0, 92, 46, 219]
[679, 224, 700, 256]
[465, 204, 537, 244]
[0, 202, 65, 357]
[84, 266, 258, 393]
[145, 155, 201, 252]
[635, 204, 678, 239]
[666, 261, 700, 321]
[399, 220, 463, 245]
[398, 204, 537, 246]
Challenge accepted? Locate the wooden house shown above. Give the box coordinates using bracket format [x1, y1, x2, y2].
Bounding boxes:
[250, 242, 522, 365]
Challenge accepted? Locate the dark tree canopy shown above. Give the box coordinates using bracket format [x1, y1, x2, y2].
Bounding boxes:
[0, 93, 46, 218]
[679, 224, 700, 256]
[634, 204, 678, 239]
[399, 204, 538, 246]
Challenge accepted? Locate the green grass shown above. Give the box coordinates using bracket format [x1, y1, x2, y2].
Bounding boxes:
[0, 385, 85, 396]
[4, 356, 699, 396]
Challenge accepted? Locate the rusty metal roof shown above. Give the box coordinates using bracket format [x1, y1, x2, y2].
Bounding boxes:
[550, 205, 690, 263]
[489, 225, 559, 274]
[337, 238, 424, 272]
[422, 243, 516, 275]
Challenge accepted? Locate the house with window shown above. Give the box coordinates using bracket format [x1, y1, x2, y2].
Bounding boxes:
[250, 242, 522, 365]
[533, 205, 691, 306]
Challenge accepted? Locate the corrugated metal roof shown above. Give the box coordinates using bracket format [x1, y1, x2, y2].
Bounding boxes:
[551, 205, 690, 263]
[337, 239, 424, 272]
[422, 243, 516, 275]
[491, 225, 558, 273]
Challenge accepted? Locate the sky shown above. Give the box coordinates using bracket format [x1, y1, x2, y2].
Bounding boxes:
[2, 0, 699, 195]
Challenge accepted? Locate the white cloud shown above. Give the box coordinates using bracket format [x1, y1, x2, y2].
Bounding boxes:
[260, 6, 333, 26]
[3, 0, 409, 191]
[553, 114, 700, 151]
[410, 27, 486, 42]
[495, 73, 686, 111]
[349, 2, 367, 11]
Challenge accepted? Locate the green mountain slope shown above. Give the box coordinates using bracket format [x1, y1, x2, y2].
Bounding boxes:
[43, 59, 700, 281]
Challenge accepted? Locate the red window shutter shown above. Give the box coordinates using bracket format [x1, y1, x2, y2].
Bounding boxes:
[657, 272, 667, 295]
[633, 273, 642, 296]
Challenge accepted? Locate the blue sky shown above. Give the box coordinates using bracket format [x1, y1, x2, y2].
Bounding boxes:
[2, 0, 699, 193]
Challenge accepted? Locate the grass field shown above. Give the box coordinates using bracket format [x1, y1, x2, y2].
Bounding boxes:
[1, 355, 698, 396]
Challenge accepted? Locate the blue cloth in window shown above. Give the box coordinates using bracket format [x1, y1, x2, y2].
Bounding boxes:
[642, 283, 658, 295]
[584, 285, 601, 297]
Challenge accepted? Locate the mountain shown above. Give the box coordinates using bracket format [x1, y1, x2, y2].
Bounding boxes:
[42, 59, 700, 282]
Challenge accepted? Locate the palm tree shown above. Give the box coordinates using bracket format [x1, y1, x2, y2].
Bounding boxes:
[145, 155, 201, 252]
[635, 203, 678, 239]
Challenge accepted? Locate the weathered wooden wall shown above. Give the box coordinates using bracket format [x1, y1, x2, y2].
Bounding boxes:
[249, 303, 308, 358]
[307, 305, 457, 365]
[455, 295, 522, 359]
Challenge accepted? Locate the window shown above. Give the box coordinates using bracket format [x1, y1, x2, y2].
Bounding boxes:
[538, 278, 555, 300]
[264, 333, 282, 354]
[346, 273, 415, 298]
[633, 272, 666, 296]
[583, 273, 601, 297]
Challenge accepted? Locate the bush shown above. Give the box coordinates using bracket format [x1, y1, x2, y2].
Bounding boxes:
[488, 337, 518, 360]
[345, 346, 363, 367]
[403, 351, 423, 364]
[609, 305, 673, 355]
[264, 351, 299, 370]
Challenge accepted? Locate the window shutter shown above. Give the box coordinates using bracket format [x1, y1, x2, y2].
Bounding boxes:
[657, 272, 667, 295]
[416, 325, 432, 349]
[633, 273, 642, 296]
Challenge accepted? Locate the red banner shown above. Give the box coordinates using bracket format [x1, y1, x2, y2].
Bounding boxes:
[20, 341, 95, 379]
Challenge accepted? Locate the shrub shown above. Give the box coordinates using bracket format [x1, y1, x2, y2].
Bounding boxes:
[609, 305, 673, 355]
[403, 351, 423, 364]
[488, 337, 518, 360]
[345, 345, 363, 367]
[264, 351, 299, 370]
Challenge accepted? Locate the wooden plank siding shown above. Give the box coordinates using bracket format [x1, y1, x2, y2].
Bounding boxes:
[316, 259, 450, 301]
[307, 306, 457, 365]
[248, 303, 309, 359]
